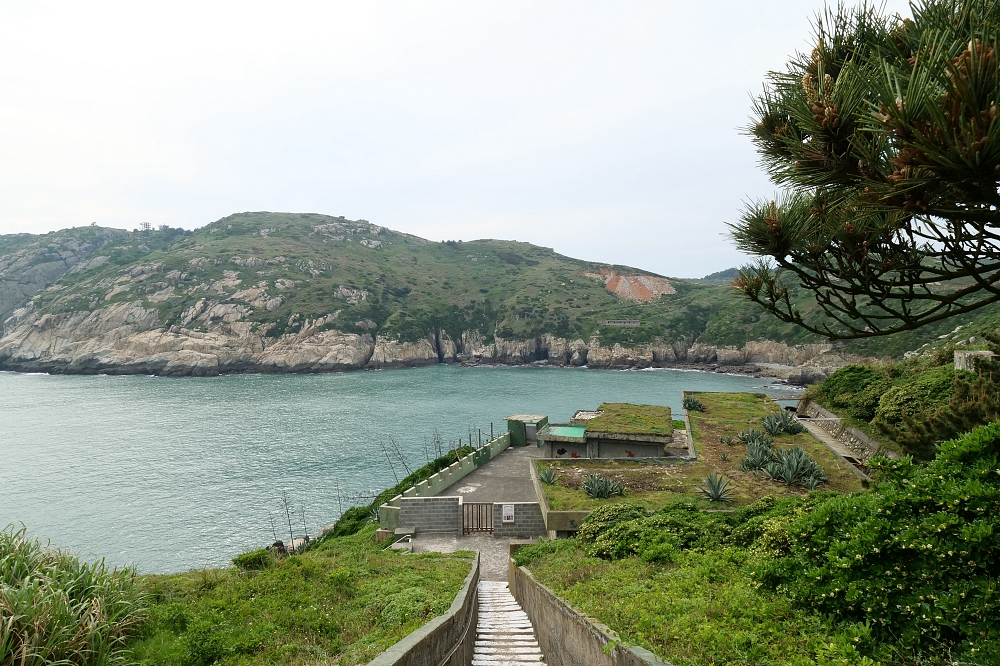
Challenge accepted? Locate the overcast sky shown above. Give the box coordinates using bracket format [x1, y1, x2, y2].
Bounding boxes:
[0, 1, 910, 278]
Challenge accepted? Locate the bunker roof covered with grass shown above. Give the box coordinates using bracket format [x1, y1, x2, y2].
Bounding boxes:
[584, 403, 673, 437]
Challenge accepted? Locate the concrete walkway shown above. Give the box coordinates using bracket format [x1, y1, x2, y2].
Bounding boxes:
[474, 581, 546, 665]
[411, 534, 530, 581]
[439, 445, 545, 504]
[800, 419, 858, 460]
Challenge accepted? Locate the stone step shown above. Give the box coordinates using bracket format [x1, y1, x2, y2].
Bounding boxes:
[473, 581, 545, 666]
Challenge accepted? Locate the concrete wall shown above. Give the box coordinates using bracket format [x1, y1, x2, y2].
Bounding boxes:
[955, 349, 995, 371]
[367, 555, 479, 666]
[399, 496, 462, 534]
[509, 561, 671, 666]
[797, 400, 897, 464]
[492, 502, 546, 538]
[379, 433, 511, 530]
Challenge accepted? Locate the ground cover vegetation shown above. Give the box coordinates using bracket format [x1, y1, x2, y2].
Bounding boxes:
[536, 392, 863, 511]
[516, 421, 1000, 664]
[130, 526, 472, 666]
[584, 403, 673, 435]
[0, 525, 146, 666]
[732, 0, 1000, 340]
[3, 213, 992, 361]
[806, 332, 1000, 459]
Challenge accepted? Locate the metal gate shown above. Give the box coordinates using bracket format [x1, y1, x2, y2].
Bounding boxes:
[462, 503, 493, 534]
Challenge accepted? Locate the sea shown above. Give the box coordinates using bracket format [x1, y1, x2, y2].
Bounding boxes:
[0, 364, 801, 573]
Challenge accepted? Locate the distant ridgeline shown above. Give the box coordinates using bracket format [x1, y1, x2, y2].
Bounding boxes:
[0, 211, 995, 378]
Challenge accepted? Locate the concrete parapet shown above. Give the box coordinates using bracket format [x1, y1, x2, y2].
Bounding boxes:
[379, 433, 512, 530]
[509, 561, 671, 666]
[367, 554, 479, 666]
[492, 502, 546, 538]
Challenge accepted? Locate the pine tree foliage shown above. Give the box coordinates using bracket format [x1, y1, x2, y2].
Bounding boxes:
[731, 0, 1000, 338]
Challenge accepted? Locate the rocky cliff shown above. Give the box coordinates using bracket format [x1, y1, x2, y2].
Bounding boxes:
[0, 300, 857, 382]
[0, 213, 884, 383]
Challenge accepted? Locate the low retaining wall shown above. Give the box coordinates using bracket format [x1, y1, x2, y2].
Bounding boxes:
[367, 554, 480, 666]
[399, 496, 462, 534]
[797, 400, 897, 462]
[509, 561, 671, 666]
[492, 502, 546, 538]
[380, 434, 511, 531]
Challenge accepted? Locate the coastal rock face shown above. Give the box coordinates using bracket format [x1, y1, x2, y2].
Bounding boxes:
[369, 334, 439, 368]
[0, 233, 119, 328]
[0, 303, 374, 375]
[0, 305, 854, 383]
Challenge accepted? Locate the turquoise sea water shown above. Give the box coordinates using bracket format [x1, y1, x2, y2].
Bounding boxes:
[0, 364, 800, 573]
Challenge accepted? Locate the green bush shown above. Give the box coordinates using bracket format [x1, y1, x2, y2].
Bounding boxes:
[0, 525, 147, 666]
[232, 549, 273, 571]
[756, 420, 1000, 652]
[682, 396, 706, 412]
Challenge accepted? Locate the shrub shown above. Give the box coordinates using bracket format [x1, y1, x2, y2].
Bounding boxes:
[696, 474, 735, 503]
[0, 525, 147, 666]
[756, 420, 1000, 652]
[682, 396, 706, 412]
[232, 549, 273, 571]
[581, 473, 625, 499]
[576, 503, 648, 543]
[538, 468, 557, 485]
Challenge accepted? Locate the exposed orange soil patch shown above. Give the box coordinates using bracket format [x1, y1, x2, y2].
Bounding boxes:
[582, 268, 675, 301]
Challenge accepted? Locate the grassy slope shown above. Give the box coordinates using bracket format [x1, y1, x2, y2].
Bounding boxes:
[130, 526, 472, 666]
[522, 541, 856, 666]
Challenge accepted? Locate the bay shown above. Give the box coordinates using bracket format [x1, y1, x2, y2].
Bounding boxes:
[0, 364, 799, 573]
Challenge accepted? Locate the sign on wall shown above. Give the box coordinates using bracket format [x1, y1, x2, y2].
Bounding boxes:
[502, 504, 515, 524]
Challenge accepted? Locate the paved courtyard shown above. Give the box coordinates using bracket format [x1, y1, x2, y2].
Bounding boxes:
[410, 444, 546, 580]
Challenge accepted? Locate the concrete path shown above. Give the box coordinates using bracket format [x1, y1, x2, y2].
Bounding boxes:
[439, 445, 545, 504]
[474, 581, 546, 665]
[800, 419, 858, 460]
[411, 534, 530, 581]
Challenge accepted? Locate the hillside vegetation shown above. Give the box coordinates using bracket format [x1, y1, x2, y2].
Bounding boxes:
[2, 212, 995, 370]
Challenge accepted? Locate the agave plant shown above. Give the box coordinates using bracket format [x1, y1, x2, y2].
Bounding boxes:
[761, 410, 805, 436]
[760, 413, 786, 436]
[737, 428, 772, 447]
[776, 409, 805, 434]
[762, 446, 828, 488]
[538, 468, 557, 485]
[582, 473, 626, 499]
[740, 438, 778, 472]
[697, 473, 734, 503]
[682, 396, 706, 412]
[719, 435, 736, 446]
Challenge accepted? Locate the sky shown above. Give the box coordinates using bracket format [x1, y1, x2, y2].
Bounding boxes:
[0, 0, 911, 278]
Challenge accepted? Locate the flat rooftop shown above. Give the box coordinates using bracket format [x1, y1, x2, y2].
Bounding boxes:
[583, 402, 673, 437]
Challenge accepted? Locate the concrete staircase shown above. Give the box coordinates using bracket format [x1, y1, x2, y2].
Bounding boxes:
[474, 581, 545, 665]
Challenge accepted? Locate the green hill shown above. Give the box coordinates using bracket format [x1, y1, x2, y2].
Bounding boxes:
[0, 211, 995, 376]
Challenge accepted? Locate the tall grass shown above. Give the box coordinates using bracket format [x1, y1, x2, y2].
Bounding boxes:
[1, 525, 147, 665]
